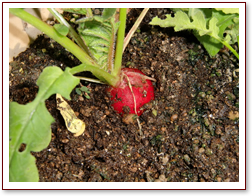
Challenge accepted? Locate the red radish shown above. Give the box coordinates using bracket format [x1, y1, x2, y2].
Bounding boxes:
[107, 68, 155, 116]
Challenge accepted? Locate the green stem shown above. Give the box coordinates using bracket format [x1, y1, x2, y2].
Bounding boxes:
[211, 33, 239, 59]
[112, 8, 127, 77]
[221, 40, 239, 59]
[123, 8, 149, 53]
[9, 8, 98, 67]
[47, 8, 92, 57]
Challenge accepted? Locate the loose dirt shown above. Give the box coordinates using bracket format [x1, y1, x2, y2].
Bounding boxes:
[9, 8, 239, 182]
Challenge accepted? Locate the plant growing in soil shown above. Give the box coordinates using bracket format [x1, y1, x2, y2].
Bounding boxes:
[150, 8, 239, 59]
[75, 85, 91, 99]
[9, 7, 239, 182]
[9, 8, 153, 182]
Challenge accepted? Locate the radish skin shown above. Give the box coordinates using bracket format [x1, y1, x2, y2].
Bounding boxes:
[107, 68, 155, 116]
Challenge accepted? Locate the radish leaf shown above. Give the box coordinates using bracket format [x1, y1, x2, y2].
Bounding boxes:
[102, 8, 117, 20]
[150, 8, 239, 58]
[62, 8, 88, 15]
[71, 8, 120, 71]
[215, 8, 239, 14]
[9, 66, 79, 182]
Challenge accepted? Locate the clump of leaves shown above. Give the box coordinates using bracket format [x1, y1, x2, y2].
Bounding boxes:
[150, 8, 239, 59]
[75, 86, 91, 99]
[74, 8, 120, 71]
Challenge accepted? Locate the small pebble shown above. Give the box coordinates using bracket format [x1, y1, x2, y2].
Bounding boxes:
[61, 139, 69, 143]
[56, 171, 63, 180]
[162, 154, 169, 165]
[193, 139, 199, 144]
[183, 154, 190, 164]
[182, 112, 187, 117]
[122, 114, 137, 124]
[78, 96, 84, 101]
[205, 148, 213, 156]
[228, 111, 239, 120]
[105, 110, 110, 115]
[129, 167, 138, 173]
[199, 148, 205, 154]
[215, 126, 222, 135]
[161, 127, 166, 132]
[216, 177, 222, 182]
[170, 114, 178, 121]
[159, 174, 167, 182]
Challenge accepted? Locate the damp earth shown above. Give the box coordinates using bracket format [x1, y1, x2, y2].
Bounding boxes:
[9, 8, 239, 182]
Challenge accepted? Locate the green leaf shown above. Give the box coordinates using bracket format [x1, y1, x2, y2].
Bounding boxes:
[194, 17, 222, 56]
[150, 11, 188, 30]
[85, 94, 90, 99]
[209, 17, 219, 37]
[212, 9, 237, 37]
[150, 8, 239, 58]
[81, 27, 110, 41]
[215, 8, 239, 14]
[194, 34, 222, 57]
[102, 8, 116, 20]
[54, 24, 69, 36]
[75, 88, 82, 95]
[89, 39, 110, 47]
[80, 86, 90, 93]
[190, 9, 207, 35]
[9, 66, 79, 182]
[75, 9, 119, 71]
[225, 20, 239, 44]
[63, 8, 87, 15]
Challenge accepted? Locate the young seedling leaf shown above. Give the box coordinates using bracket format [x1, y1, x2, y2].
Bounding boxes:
[80, 86, 90, 93]
[54, 24, 69, 36]
[76, 88, 82, 95]
[9, 66, 79, 182]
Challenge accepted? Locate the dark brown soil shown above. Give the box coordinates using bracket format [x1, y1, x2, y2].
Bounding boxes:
[9, 8, 239, 182]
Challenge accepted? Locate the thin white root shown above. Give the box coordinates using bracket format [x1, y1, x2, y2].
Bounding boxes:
[142, 75, 156, 82]
[123, 74, 137, 114]
[123, 73, 142, 136]
[136, 118, 143, 136]
[76, 76, 105, 84]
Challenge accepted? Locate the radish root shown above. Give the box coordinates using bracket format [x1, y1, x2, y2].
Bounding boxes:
[123, 73, 143, 136]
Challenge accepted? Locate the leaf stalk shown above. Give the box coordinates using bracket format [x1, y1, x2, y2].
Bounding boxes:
[9, 8, 98, 68]
[112, 8, 127, 77]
